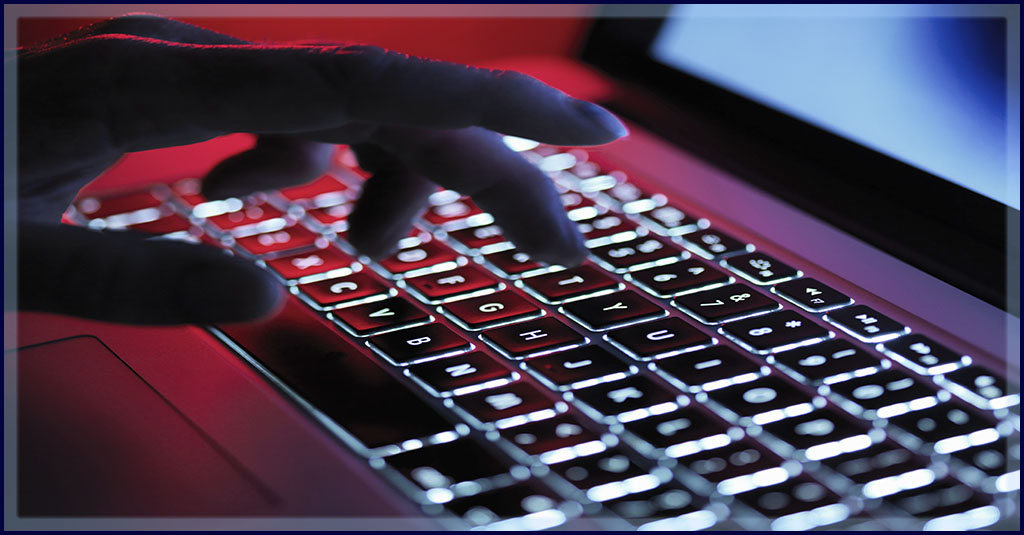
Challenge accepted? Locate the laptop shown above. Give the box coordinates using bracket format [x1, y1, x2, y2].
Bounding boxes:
[6, 4, 1020, 531]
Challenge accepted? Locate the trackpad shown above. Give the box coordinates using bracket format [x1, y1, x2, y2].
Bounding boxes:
[17, 336, 278, 516]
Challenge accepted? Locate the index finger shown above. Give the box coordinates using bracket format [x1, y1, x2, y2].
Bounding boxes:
[57, 36, 627, 150]
[371, 125, 589, 266]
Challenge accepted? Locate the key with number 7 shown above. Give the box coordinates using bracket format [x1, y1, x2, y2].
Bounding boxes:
[673, 283, 780, 324]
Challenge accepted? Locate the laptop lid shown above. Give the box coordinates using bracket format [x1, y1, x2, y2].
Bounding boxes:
[579, 4, 1019, 316]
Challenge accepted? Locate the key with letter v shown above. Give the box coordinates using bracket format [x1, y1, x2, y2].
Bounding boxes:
[333, 297, 432, 336]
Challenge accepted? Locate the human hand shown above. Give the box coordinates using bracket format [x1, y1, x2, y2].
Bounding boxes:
[16, 15, 626, 324]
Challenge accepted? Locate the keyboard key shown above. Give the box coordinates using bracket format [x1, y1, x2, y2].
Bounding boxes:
[520, 264, 621, 304]
[405, 351, 518, 397]
[482, 317, 587, 359]
[827, 369, 943, 419]
[560, 290, 666, 331]
[484, 248, 547, 278]
[170, 179, 211, 208]
[605, 484, 714, 529]
[450, 381, 566, 429]
[571, 375, 685, 424]
[422, 197, 487, 227]
[619, 197, 669, 220]
[379, 240, 461, 276]
[735, 477, 846, 529]
[559, 191, 603, 221]
[678, 439, 791, 491]
[605, 317, 715, 361]
[75, 189, 164, 219]
[950, 438, 1020, 489]
[205, 201, 288, 235]
[446, 225, 508, 251]
[723, 252, 801, 285]
[163, 177, 201, 204]
[548, 449, 663, 501]
[264, 246, 356, 281]
[442, 291, 542, 330]
[367, 323, 472, 366]
[622, 407, 735, 459]
[771, 340, 884, 385]
[720, 310, 832, 354]
[879, 334, 971, 376]
[575, 212, 640, 244]
[629, 258, 732, 297]
[824, 304, 909, 343]
[821, 441, 931, 488]
[524, 346, 637, 391]
[332, 296, 432, 336]
[402, 264, 501, 303]
[297, 272, 393, 309]
[760, 407, 880, 461]
[214, 298, 456, 454]
[673, 283, 781, 324]
[604, 182, 666, 214]
[706, 376, 818, 425]
[278, 174, 351, 207]
[387, 439, 517, 496]
[640, 204, 704, 236]
[591, 235, 687, 272]
[305, 203, 351, 232]
[125, 212, 193, 235]
[937, 366, 1020, 411]
[234, 225, 323, 257]
[682, 228, 750, 259]
[563, 162, 613, 187]
[655, 345, 767, 392]
[500, 414, 605, 462]
[884, 478, 994, 523]
[445, 481, 567, 528]
[772, 278, 853, 313]
[885, 402, 1001, 454]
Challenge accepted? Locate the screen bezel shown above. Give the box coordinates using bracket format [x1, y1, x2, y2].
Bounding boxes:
[580, 16, 1017, 314]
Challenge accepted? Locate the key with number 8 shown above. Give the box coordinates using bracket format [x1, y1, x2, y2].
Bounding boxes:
[721, 310, 833, 354]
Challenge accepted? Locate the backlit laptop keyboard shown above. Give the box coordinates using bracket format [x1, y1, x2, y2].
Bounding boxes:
[69, 138, 1020, 530]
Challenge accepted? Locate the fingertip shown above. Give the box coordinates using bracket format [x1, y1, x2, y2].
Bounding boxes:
[572, 100, 629, 142]
[176, 259, 287, 323]
[202, 136, 335, 200]
[520, 228, 588, 268]
[346, 226, 402, 262]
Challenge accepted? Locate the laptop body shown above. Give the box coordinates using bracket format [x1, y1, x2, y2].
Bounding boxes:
[5, 4, 1019, 531]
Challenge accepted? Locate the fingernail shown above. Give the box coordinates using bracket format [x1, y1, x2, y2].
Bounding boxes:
[574, 100, 629, 139]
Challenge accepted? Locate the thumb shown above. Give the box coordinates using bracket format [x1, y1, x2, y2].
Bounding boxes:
[17, 222, 285, 325]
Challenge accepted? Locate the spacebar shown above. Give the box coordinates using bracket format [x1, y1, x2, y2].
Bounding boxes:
[215, 297, 456, 452]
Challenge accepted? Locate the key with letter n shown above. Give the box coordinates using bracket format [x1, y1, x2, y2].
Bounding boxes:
[406, 351, 518, 397]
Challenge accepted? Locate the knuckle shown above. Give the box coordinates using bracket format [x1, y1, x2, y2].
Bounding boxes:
[88, 13, 174, 36]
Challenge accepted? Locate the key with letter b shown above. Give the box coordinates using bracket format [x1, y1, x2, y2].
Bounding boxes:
[367, 323, 472, 366]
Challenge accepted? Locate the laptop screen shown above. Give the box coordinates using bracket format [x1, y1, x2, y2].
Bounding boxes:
[580, 6, 1018, 313]
[650, 5, 1017, 210]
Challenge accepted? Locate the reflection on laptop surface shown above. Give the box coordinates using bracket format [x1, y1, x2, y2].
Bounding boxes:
[8, 4, 1019, 531]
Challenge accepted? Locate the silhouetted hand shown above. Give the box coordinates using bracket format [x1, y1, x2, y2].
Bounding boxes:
[16, 15, 626, 325]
